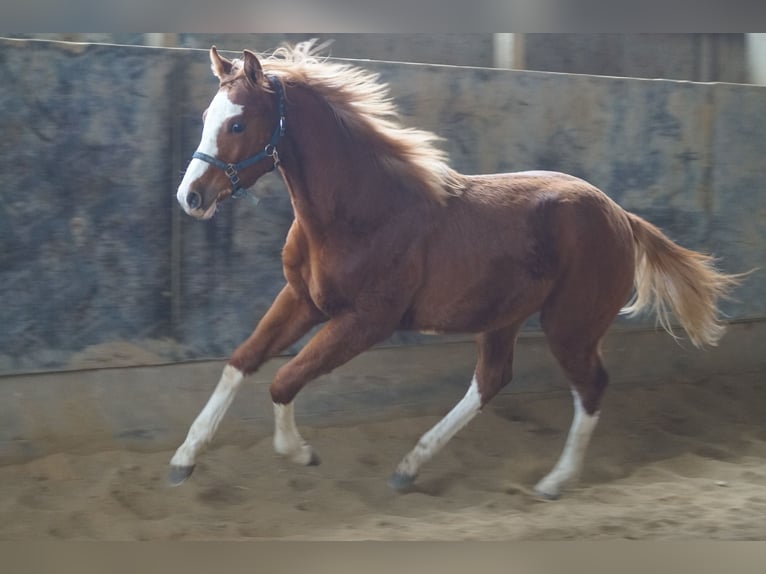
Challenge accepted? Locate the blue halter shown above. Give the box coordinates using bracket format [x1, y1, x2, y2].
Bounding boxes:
[192, 74, 286, 199]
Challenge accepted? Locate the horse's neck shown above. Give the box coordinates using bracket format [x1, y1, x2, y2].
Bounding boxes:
[278, 86, 417, 238]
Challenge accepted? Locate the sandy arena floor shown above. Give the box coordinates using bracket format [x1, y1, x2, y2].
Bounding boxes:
[1, 370, 765, 540]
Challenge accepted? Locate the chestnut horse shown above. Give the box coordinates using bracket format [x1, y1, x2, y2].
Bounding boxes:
[171, 42, 740, 499]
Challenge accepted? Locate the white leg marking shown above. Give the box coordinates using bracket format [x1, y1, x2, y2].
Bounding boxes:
[170, 364, 244, 468]
[273, 402, 318, 465]
[176, 90, 243, 212]
[535, 390, 599, 498]
[394, 376, 483, 478]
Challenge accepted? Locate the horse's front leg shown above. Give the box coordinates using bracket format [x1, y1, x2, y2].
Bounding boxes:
[169, 285, 325, 485]
[268, 313, 396, 467]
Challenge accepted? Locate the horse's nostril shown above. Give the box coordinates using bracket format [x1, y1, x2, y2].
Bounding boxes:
[187, 191, 202, 210]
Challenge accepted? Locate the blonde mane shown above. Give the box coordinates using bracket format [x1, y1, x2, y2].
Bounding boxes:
[232, 40, 465, 203]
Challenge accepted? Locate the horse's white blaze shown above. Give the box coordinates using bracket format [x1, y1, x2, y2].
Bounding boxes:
[395, 376, 482, 478]
[535, 390, 599, 497]
[176, 90, 243, 213]
[273, 402, 315, 465]
[170, 364, 244, 468]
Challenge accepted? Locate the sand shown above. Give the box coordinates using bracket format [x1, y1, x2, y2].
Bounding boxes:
[1, 371, 765, 540]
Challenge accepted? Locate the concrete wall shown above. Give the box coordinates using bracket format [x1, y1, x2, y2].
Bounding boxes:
[1, 34, 497, 67]
[0, 38, 764, 375]
[522, 34, 748, 83]
[5, 34, 752, 83]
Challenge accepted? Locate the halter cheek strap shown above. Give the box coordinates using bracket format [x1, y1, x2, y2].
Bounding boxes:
[192, 74, 286, 199]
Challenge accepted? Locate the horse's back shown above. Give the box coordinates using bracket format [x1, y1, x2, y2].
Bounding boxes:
[459, 170, 634, 248]
[405, 170, 636, 333]
[441, 169, 633, 258]
[462, 170, 637, 284]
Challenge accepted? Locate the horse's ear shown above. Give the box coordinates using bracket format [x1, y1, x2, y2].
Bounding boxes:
[242, 49, 264, 85]
[209, 46, 233, 79]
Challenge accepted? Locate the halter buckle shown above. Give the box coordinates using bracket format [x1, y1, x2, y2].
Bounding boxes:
[224, 164, 240, 187]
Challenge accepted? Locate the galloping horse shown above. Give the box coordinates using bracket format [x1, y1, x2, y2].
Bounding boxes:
[171, 42, 740, 499]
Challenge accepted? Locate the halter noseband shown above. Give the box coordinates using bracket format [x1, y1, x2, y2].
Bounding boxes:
[192, 74, 286, 199]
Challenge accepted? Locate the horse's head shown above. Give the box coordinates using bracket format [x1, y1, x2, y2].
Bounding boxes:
[177, 47, 285, 219]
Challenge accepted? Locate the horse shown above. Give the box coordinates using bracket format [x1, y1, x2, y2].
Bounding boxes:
[170, 41, 741, 499]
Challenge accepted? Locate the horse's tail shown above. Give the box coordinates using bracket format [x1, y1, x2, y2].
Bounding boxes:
[620, 212, 744, 348]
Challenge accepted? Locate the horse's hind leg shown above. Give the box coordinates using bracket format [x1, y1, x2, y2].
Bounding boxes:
[389, 324, 520, 491]
[533, 350, 607, 499]
[533, 316, 613, 499]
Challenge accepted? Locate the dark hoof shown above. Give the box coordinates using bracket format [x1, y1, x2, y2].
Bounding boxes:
[388, 471, 417, 492]
[168, 464, 195, 486]
[534, 487, 561, 501]
[307, 449, 321, 466]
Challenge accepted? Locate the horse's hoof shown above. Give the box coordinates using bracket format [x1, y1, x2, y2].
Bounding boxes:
[307, 447, 321, 466]
[168, 464, 195, 486]
[533, 486, 561, 501]
[388, 471, 417, 492]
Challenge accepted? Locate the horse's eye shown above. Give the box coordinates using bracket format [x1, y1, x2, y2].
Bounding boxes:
[231, 123, 245, 134]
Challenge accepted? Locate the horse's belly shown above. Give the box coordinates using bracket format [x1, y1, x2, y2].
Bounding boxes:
[405, 280, 547, 334]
